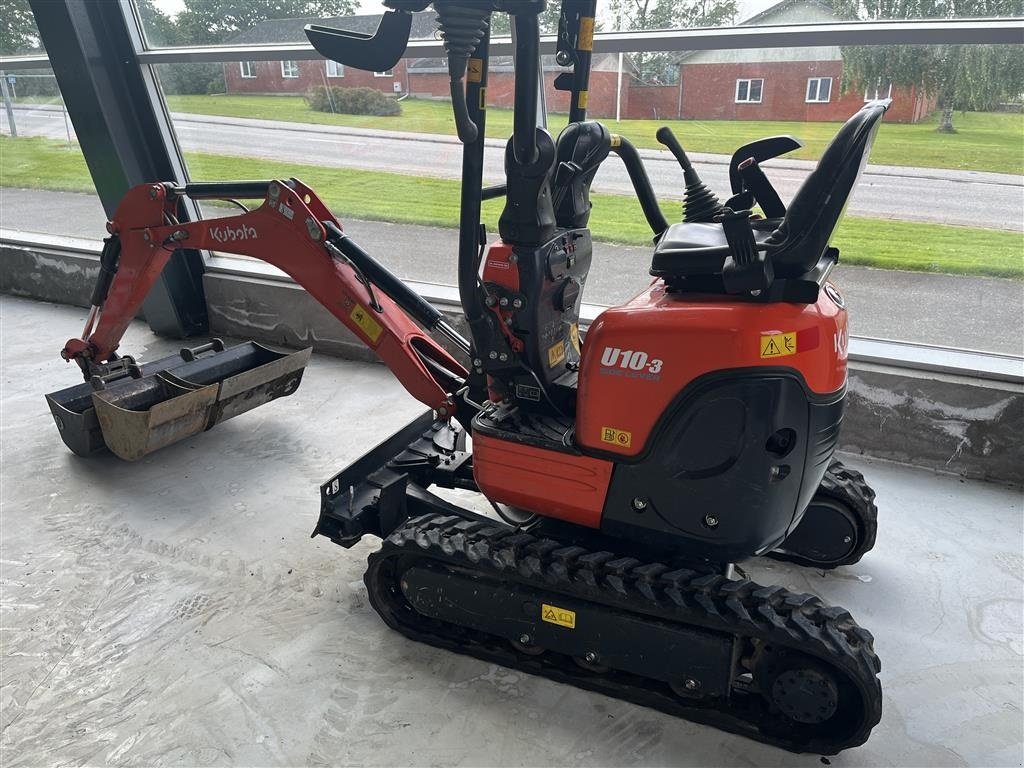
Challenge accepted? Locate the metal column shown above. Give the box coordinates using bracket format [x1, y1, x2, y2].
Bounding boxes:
[28, 0, 207, 338]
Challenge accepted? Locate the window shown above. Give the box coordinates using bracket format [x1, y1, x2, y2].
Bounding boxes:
[735, 78, 763, 103]
[326, 60, 344, 78]
[239, 61, 257, 79]
[374, 69, 394, 78]
[864, 82, 893, 101]
[806, 76, 832, 103]
[281, 60, 300, 78]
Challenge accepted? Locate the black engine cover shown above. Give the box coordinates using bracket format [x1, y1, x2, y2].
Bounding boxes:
[599, 373, 844, 564]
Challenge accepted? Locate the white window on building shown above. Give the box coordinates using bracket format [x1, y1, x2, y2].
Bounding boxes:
[735, 78, 764, 104]
[806, 76, 832, 103]
[239, 61, 257, 79]
[281, 60, 300, 79]
[865, 82, 893, 101]
[326, 60, 344, 78]
[373, 69, 394, 78]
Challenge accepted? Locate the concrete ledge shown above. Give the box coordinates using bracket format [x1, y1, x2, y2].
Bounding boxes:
[3, 237, 1020, 485]
[842, 363, 1023, 485]
[0, 237, 100, 308]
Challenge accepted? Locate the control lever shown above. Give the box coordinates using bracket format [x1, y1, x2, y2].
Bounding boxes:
[727, 135, 801, 194]
[733, 156, 786, 219]
[655, 126, 723, 223]
[304, 9, 416, 73]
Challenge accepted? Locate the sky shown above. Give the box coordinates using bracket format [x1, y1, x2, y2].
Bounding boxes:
[150, 0, 780, 26]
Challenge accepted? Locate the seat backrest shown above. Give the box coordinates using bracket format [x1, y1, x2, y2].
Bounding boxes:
[770, 100, 890, 277]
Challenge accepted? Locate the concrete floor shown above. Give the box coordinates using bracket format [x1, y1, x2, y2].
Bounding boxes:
[2, 294, 1022, 767]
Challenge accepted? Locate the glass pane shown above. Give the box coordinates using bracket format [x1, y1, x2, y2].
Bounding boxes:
[153, 38, 1022, 355]
[0, 0, 43, 55]
[135, 1, 442, 48]
[0, 65, 108, 239]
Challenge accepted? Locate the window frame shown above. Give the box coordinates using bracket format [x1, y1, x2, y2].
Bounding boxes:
[281, 60, 300, 79]
[373, 69, 394, 78]
[864, 81, 893, 101]
[735, 77, 764, 104]
[806, 76, 832, 103]
[239, 61, 257, 79]
[325, 60, 344, 78]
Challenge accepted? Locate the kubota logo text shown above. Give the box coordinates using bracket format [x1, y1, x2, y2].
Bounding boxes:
[210, 224, 258, 243]
[599, 347, 663, 380]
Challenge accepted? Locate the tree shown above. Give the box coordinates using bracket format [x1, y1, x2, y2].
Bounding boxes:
[608, 0, 737, 82]
[833, 0, 1024, 132]
[175, 0, 359, 45]
[489, 4, 564, 36]
[0, 0, 38, 55]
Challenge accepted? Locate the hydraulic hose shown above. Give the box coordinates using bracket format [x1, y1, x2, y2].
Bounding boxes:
[610, 137, 670, 239]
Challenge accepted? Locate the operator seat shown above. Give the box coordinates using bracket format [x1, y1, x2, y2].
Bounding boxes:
[651, 100, 891, 289]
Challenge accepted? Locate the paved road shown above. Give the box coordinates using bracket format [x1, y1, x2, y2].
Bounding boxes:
[4, 104, 1022, 232]
[2, 188, 1021, 355]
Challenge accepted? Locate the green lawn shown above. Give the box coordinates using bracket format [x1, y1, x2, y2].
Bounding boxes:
[162, 94, 1024, 176]
[2, 135, 1021, 278]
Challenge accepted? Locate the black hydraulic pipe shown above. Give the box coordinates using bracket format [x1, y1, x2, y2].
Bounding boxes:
[565, 0, 597, 124]
[182, 180, 293, 200]
[610, 137, 670, 238]
[457, 27, 492, 355]
[511, 12, 540, 165]
[481, 184, 507, 200]
[324, 221, 445, 331]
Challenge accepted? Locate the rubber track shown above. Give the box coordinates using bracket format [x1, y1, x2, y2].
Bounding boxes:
[366, 512, 883, 754]
[770, 459, 880, 569]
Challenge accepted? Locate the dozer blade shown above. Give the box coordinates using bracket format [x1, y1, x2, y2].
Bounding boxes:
[46, 340, 311, 461]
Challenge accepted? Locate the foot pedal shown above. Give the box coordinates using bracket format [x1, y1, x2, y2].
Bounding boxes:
[46, 340, 311, 461]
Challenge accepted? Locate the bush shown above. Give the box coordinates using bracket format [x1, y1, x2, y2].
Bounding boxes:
[305, 86, 401, 117]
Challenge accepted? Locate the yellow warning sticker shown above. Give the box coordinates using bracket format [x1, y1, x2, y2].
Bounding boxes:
[350, 304, 383, 345]
[578, 90, 589, 109]
[579, 17, 595, 51]
[760, 331, 797, 358]
[601, 426, 632, 448]
[609, 133, 622, 148]
[548, 341, 566, 368]
[542, 603, 576, 629]
[569, 323, 580, 353]
[467, 58, 483, 83]
[479, 86, 487, 110]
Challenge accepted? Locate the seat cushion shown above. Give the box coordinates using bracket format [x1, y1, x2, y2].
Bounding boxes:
[651, 220, 778, 279]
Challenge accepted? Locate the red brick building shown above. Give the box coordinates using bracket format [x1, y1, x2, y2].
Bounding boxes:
[223, 3, 934, 124]
[675, 0, 935, 123]
[222, 12, 438, 97]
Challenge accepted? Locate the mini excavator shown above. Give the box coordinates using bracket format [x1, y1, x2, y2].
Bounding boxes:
[46, 0, 886, 753]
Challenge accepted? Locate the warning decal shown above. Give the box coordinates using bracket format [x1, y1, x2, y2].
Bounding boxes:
[579, 17, 595, 51]
[548, 341, 566, 368]
[601, 426, 632, 448]
[569, 323, 580, 353]
[479, 87, 487, 110]
[467, 58, 483, 83]
[542, 603, 576, 629]
[350, 304, 383, 345]
[760, 331, 797, 358]
[578, 90, 589, 109]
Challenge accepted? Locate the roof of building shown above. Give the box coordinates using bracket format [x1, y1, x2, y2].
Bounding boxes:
[676, 0, 839, 63]
[225, 10, 439, 46]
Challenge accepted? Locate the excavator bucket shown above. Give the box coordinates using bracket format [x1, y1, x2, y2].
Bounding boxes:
[46, 340, 311, 461]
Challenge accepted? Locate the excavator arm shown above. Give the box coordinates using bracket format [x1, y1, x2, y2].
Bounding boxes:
[62, 179, 467, 416]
